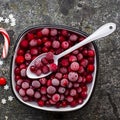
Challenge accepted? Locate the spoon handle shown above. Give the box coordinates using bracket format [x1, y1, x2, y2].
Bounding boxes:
[57, 23, 116, 59]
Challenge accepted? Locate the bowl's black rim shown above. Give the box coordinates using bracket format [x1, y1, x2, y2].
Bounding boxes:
[10, 24, 99, 112]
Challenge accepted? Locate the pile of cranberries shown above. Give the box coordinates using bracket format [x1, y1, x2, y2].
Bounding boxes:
[14, 28, 95, 108]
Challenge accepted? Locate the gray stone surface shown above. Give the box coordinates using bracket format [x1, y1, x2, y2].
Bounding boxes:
[0, 0, 120, 120]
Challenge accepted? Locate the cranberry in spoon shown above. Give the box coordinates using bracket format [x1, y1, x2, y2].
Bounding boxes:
[27, 23, 116, 79]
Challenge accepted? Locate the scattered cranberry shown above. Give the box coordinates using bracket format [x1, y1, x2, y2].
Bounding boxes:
[0, 77, 7, 86]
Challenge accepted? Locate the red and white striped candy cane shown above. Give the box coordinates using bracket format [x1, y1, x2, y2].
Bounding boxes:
[0, 28, 10, 59]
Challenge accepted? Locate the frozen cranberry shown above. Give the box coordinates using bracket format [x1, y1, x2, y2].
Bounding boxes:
[51, 78, 60, 86]
[30, 66, 36, 72]
[41, 57, 48, 65]
[44, 41, 51, 48]
[70, 89, 77, 96]
[70, 62, 80, 71]
[37, 39, 42, 45]
[69, 34, 78, 41]
[66, 96, 73, 102]
[88, 50, 95, 57]
[60, 67, 67, 74]
[26, 88, 34, 97]
[61, 78, 68, 87]
[17, 49, 24, 55]
[80, 59, 88, 68]
[34, 91, 41, 99]
[78, 65, 84, 74]
[61, 30, 68, 36]
[21, 82, 29, 89]
[77, 87, 82, 93]
[81, 91, 87, 99]
[88, 57, 94, 64]
[72, 50, 79, 55]
[34, 60, 43, 68]
[46, 52, 54, 60]
[49, 63, 58, 72]
[68, 82, 73, 88]
[30, 48, 38, 55]
[14, 67, 20, 75]
[61, 59, 69, 67]
[25, 53, 31, 61]
[68, 72, 78, 82]
[19, 88, 26, 96]
[38, 100, 44, 106]
[86, 74, 93, 83]
[22, 96, 29, 101]
[32, 80, 41, 88]
[70, 100, 78, 107]
[37, 31, 42, 38]
[61, 41, 69, 49]
[58, 87, 66, 94]
[20, 69, 26, 77]
[41, 28, 49, 36]
[55, 72, 62, 80]
[77, 53, 83, 61]
[47, 86, 56, 94]
[62, 101, 67, 107]
[29, 39, 37, 47]
[41, 95, 47, 101]
[49, 99, 56, 105]
[79, 36, 85, 42]
[78, 76, 83, 83]
[20, 40, 29, 48]
[73, 83, 79, 88]
[27, 33, 34, 40]
[15, 56, 25, 64]
[59, 36, 65, 42]
[78, 98, 83, 104]
[40, 87, 47, 95]
[42, 66, 49, 74]
[69, 55, 77, 62]
[39, 78, 47, 85]
[52, 93, 60, 102]
[47, 79, 52, 86]
[52, 40, 60, 49]
[36, 69, 42, 76]
[50, 29, 57, 36]
[87, 64, 94, 72]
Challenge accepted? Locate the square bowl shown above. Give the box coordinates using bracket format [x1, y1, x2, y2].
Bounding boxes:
[11, 25, 98, 112]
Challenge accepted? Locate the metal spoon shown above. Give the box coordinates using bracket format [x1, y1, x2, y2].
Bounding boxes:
[26, 23, 116, 79]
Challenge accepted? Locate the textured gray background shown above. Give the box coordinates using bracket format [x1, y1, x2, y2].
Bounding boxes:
[0, 0, 120, 120]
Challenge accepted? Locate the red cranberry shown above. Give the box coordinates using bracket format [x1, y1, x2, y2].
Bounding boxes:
[30, 48, 38, 55]
[50, 29, 57, 36]
[69, 55, 77, 62]
[58, 87, 66, 94]
[52, 40, 60, 49]
[42, 66, 49, 74]
[15, 56, 25, 64]
[32, 80, 41, 88]
[19, 88, 26, 97]
[55, 72, 62, 80]
[61, 78, 69, 87]
[34, 91, 41, 99]
[29, 39, 37, 47]
[14, 67, 20, 75]
[30, 66, 36, 72]
[59, 36, 65, 42]
[86, 74, 93, 83]
[27, 33, 34, 40]
[26, 88, 34, 97]
[21, 82, 29, 89]
[70, 89, 77, 96]
[52, 93, 60, 102]
[60, 67, 67, 74]
[51, 78, 60, 86]
[41, 28, 49, 36]
[61, 30, 68, 36]
[37, 31, 42, 38]
[88, 57, 94, 64]
[20, 40, 29, 49]
[81, 91, 87, 99]
[61, 59, 69, 67]
[40, 87, 47, 95]
[68, 72, 78, 82]
[44, 41, 51, 48]
[77, 53, 83, 61]
[70, 100, 78, 107]
[87, 64, 94, 72]
[49, 63, 58, 72]
[72, 50, 79, 55]
[80, 59, 88, 68]
[36, 69, 42, 76]
[39, 78, 47, 85]
[38, 100, 44, 106]
[66, 96, 73, 102]
[46, 52, 54, 60]
[17, 49, 24, 55]
[61, 41, 69, 49]
[88, 50, 95, 57]
[25, 53, 31, 61]
[37, 39, 42, 45]
[41, 57, 48, 64]
[69, 34, 78, 41]
[47, 86, 56, 94]
[70, 62, 80, 71]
